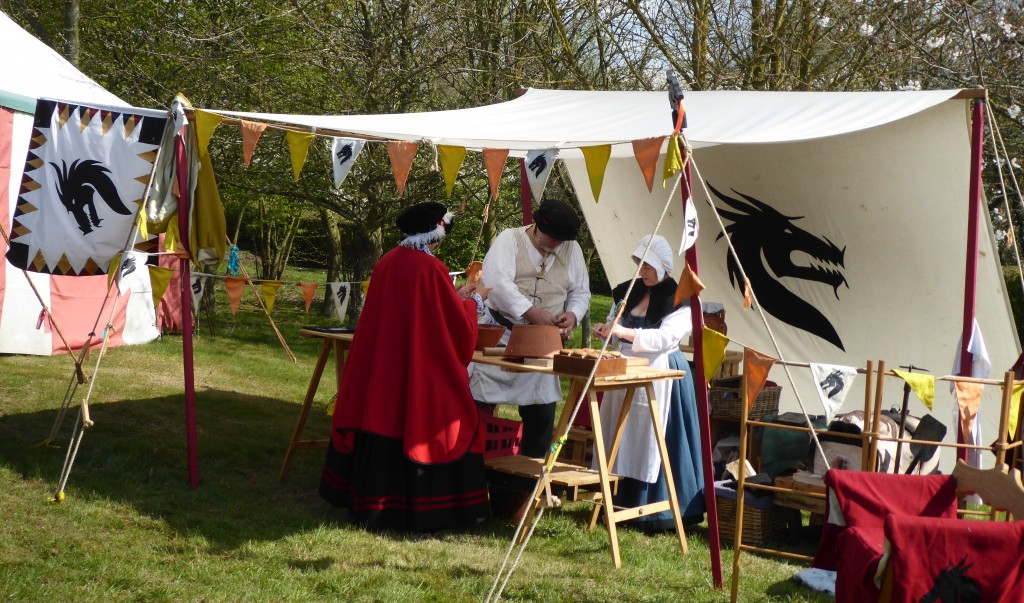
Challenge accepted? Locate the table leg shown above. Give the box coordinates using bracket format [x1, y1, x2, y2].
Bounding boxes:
[589, 386, 634, 531]
[278, 339, 333, 481]
[644, 383, 687, 554]
[589, 386, 622, 568]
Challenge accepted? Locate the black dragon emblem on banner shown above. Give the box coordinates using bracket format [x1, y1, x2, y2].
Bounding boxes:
[820, 369, 847, 399]
[709, 183, 848, 350]
[50, 159, 132, 235]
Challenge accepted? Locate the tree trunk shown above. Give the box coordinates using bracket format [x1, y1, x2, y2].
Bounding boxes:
[63, 0, 79, 66]
[319, 209, 344, 318]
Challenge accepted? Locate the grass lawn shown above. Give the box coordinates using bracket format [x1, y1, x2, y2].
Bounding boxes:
[0, 269, 832, 602]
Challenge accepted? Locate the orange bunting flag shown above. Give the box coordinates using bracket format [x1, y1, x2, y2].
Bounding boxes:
[438, 145, 466, 197]
[632, 136, 665, 193]
[743, 278, 753, 309]
[387, 141, 418, 196]
[465, 260, 483, 286]
[260, 280, 283, 314]
[953, 382, 983, 443]
[286, 130, 316, 180]
[240, 120, 268, 167]
[674, 262, 704, 306]
[148, 266, 174, 310]
[225, 276, 247, 315]
[194, 109, 223, 158]
[743, 347, 776, 410]
[580, 144, 611, 202]
[298, 282, 318, 314]
[482, 148, 509, 200]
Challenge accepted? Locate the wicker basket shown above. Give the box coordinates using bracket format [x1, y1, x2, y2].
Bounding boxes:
[717, 498, 790, 546]
[710, 384, 781, 421]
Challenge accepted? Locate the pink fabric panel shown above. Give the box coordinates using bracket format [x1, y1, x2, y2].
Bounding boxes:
[157, 242, 182, 333]
[48, 274, 126, 354]
[0, 107, 14, 331]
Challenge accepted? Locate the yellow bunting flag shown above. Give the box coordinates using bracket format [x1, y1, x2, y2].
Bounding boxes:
[260, 280, 283, 314]
[1009, 383, 1024, 440]
[148, 266, 174, 309]
[580, 144, 611, 202]
[632, 136, 665, 193]
[107, 253, 122, 291]
[240, 120, 268, 168]
[953, 382, 984, 443]
[298, 282, 318, 314]
[138, 204, 149, 240]
[743, 347, 776, 410]
[164, 220, 181, 255]
[893, 369, 936, 411]
[438, 145, 466, 197]
[482, 148, 509, 201]
[387, 141, 418, 196]
[674, 262, 704, 306]
[743, 278, 753, 309]
[701, 327, 730, 384]
[285, 130, 316, 181]
[194, 109, 223, 158]
[225, 277, 247, 315]
[360, 280, 370, 295]
[663, 134, 683, 187]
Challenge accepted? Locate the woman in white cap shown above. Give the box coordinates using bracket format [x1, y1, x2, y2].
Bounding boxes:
[592, 234, 705, 530]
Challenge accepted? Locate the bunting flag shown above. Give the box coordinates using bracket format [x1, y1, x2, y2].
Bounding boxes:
[580, 144, 611, 202]
[465, 260, 483, 286]
[953, 382, 983, 443]
[743, 278, 753, 309]
[285, 130, 315, 180]
[743, 347, 776, 410]
[387, 141, 418, 196]
[893, 369, 936, 411]
[260, 280, 283, 313]
[109, 251, 147, 296]
[663, 133, 683, 187]
[298, 282, 318, 314]
[148, 266, 174, 309]
[240, 120, 268, 167]
[331, 137, 365, 188]
[673, 262, 704, 305]
[5, 99, 166, 275]
[679, 193, 699, 253]
[810, 363, 858, 423]
[1010, 383, 1024, 440]
[701, 326, 730, 384]
[193, 109, 223, 157]
[107, 252, 123, 292]
[225, 276, 247, 315]
[438, 145, 466, 197]
[632, 136, 665, 193]
[360, 280, 370, 295]
[190, 274, 209, 311]
[524, 149, 557, 202]
[482, 148, 509, 200]
[330, 282, 351, 323]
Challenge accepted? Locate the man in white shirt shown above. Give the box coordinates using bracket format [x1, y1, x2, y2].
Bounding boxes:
[469, 200, 591, 457]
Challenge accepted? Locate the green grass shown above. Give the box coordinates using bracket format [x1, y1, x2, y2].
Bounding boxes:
[0, 272, 832, 602]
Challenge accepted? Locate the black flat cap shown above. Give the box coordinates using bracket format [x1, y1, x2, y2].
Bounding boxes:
[532, 200, 580, 241]
[396, 202, 449, 236]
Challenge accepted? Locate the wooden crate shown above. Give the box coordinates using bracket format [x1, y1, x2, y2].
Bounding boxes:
[773, 475, 827, 515]
[717, 498, 789, 546]
[552, 353, 628, 377]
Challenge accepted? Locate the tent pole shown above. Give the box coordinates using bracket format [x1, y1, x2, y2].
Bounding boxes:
[685, 163, 723, 589]
[520, 159, 532, 226]
[957, 98, 985, 461]
[176, 127, 199, 489]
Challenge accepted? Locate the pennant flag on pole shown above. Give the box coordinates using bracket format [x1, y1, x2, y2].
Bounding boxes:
[331, 137, 365, 188]
[674, 262, 704, 305]
[580, 145, 611, 202]
[194, 109, 223, 158]
[330, 282, 351, 323]
[953, 382, 983, 443]
[679, 194, 699, 253]
[225, 276, 247, 315]
[524, 149, 557, 202]
[260, 280, 283, 314]
[663, 134, 683, 187]
[438, 145, 466, 197]
[285, 130, 315, 181]
[107, 253, 122, 292]
[240, 120, 268, 168]
[632, 136, 665, 193]
[702, 327, 730, 384]
[387, 141, 418, 196]
[893, 369, 936, 411]
[482, 148, 509, 201]
[298, 282, 318, 314]
[743, 348, 776, 409]
[810, 363, 858, 423]
[148, 266, 174, 309]
[190, 274, 208, 311]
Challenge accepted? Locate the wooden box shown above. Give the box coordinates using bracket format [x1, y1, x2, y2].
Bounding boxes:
[717, 498, 790, 546]
[773, 475, 827, 515]
[552, 352, 628, 377]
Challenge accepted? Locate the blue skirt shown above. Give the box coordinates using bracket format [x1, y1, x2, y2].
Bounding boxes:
[612, 350, 705, 531]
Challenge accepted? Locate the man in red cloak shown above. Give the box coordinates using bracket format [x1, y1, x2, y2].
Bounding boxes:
[320, 202, 489, 531]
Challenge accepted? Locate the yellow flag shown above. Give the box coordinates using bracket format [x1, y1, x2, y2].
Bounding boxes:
[360, 280, 370, 295]
[580, 144, 611, 202]
[260, 280, 283, 314]
[663, 134, 683, 187]
[893, 369, 936, 411]
[286, 130, 316, 180]
[702, 327, 730, 384]
[194, 109, 223, 158]
[1009, 383, 1024, 440]
[148, 266, 174, 309]
[138, 204, 149, 241]
[164, 220, 181, 255]
[107, 253, 122, 291]
[438, 145, 466, 196]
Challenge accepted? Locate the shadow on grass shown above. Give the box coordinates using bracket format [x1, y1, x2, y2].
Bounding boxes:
[0, 388, 340, 551]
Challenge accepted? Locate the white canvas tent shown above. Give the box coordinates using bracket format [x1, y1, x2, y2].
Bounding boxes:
[215, 88, 1020, 469]
[0, 10, 160, 355]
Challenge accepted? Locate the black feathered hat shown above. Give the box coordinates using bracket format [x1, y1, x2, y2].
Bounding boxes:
[396, 202, 454, 248]
[532, 200, 580, 241]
